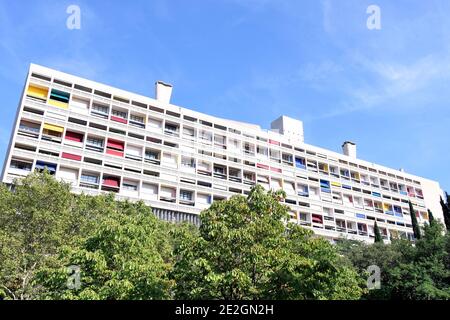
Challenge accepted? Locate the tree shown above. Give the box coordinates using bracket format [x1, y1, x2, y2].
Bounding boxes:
[428, 209, 435, 224]
[409, 200, 421, 240]
[0, 171, 77, 300]
[440, 195, 450, 231]
[171, 185, 363, 300]
[388, 221, 450, 299]
[374, 221, 383, 243]
[338, 219, 450, 300]
[37, 198, 174, 300]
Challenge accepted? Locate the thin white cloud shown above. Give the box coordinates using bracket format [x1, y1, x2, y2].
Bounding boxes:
[348, 53, 450, 107]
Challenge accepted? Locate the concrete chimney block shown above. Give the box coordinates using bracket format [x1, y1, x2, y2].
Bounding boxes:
[155, 81, 173, 104]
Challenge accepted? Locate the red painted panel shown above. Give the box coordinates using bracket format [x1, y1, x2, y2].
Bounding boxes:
[270, 167, 282, 173]
[103, 177, 120, 187]
[107, 139, 124, 150]
[269, 139, 280, 146]
[65, 131, 84, 142]
[257, 163, 269, 170]
[312, 215, 323, 224]
[106, 149, 124, 157]
[111, 116, 128, 124]
[61, 152, 82, 161]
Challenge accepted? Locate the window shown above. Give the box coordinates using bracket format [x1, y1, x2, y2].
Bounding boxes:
[145, 149, 161, 164]
[282, 153, 293, 164]
[160, 186, 176, 202]
[180, 190, 193, 201]
[343, 194, 353, 206]
[309, 186, 319, 199]
[213, 164, 227, 179]
[147, 117, 163, 131]
[199, 130, 212, 143]
[102, 175, 121, 191]
[164, 122, 179, 135]
[35, 161, 56, 175]
[270, 149, 280, 162]
[18, 120, 40, 138]
[181, 156, 195, 168]
[9, 158, 32, 172]
[130, 114, 145, 128]
[257, 175, 270, 190]
[229, 168, 241, 182]
[122, 180, 139, 191]
[354, 196, 364, 209]
[214, 134, 226, 148]
[111, 108, 128, 124]
[80, 172, 100, 188]
[106, 139, 124, 157]
[70, 96, 89, 113]
[65, 131, 84, 143]
[307, 160, 318, 172]
[49, 89, 70, 109]
[330, 165, 339, 177]
[311, 214, 323, 224]
[295, 157, 306, 169]
[56, 167, 78, 183]
[86, 136, 104, 152]
[182, 126, 195, 138]
[42, 123, 63, 143]
[197, 193, 212, 207]
[91, 103, 109, 118]
[340, 168, 350, 178]
[350, 171, 360, 182]
[319, 163, 329, 173]
[162, 152, 177, 168]
[243, 171, 255, 184]
[142, 183, 158, 200]
[297, 184, 309, 197]
[197, 161, 212, 175]
[357, 223, 368, 235]
[320, 179, 331, 193]
[126, 144, 143, 161]
[257, 145, 268, 157]
[336, 219, 346, 231]
[243, 142, 255, 156]
[26, 84, 48, 102]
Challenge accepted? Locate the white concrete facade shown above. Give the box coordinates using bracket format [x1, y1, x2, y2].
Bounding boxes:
[1, 63, 445, 242]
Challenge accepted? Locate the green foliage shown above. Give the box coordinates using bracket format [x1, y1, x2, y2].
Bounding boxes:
[428, 209, 435, 224]
[409, 200, 421, 240]
[338, 219, 450, 300]
[374, 221, 383, 243]
[2, 173, 447, 300]
[171, 185, 363, 300]
[440, 195, 450, 231]
[37, 199, 173, 300]
[0, 171, 76, 299]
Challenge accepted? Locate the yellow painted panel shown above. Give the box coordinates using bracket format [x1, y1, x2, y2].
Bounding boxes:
[27, 85, 48, 99]
[331, 182, 341, 187]
[43, 123, 64, 133]
[48, 99, 69, 109]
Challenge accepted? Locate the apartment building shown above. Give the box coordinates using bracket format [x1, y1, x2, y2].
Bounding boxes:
[1, 64, 445, 243]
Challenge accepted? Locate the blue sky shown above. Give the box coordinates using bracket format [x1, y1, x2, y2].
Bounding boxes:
[0, 0, 449, 192]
